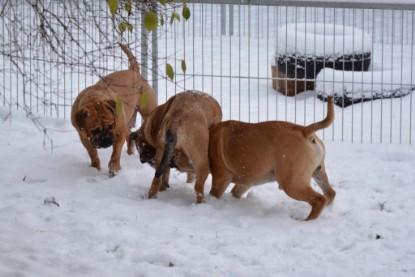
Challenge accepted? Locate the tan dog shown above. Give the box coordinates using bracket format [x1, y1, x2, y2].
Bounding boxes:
[129, 91, 222, 203]
[209, 98, 336, 220]
[71, 43, 157, 177]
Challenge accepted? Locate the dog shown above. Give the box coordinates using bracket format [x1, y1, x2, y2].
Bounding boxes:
[208, 98, 336, 220]
[71, 43, 157, 177]
[129, 91, 222, 203]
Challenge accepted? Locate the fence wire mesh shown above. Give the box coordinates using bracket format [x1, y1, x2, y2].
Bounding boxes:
[1, 0, 414, 143]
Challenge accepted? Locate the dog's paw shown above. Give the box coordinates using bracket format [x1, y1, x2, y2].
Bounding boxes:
[159, 183, 170, 192]
[108, 163, 121, 178]
[196, 193, 205, 204]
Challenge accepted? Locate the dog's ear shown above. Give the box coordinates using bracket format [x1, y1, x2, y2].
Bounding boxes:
[75, 109, 88, 129]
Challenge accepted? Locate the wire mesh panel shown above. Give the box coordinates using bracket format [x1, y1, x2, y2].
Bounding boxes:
[157, 1, 415, 144]
[0, 0, 414, 144]
[0, 0, 144, 118]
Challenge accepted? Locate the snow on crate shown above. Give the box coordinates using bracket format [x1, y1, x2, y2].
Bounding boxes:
[315, 68, 415, 107]
[272, 23, 372, 96]
[275, 23, 372, 57]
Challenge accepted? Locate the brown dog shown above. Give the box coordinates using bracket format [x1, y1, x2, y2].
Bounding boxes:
[129, 91, 222, 203]
[71, 43, 157, 177]
[209, 98, 336, 220]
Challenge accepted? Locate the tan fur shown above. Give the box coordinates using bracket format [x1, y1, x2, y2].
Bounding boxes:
[131, 91, 222, 203]
[71, 43, 157, 176]
[209, 98, 336, 220]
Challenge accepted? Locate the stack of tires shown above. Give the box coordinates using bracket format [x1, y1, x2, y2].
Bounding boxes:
[272, 23, 372, 96]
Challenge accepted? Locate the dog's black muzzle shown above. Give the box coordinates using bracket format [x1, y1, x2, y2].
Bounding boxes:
[139, 145, 156, 166]
[92, 131, 115, 149]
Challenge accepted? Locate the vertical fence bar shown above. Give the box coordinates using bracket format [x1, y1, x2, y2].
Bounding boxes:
[360, 9, 365, 143]
[238, 4, 241, 120]
[370, 8, 375, 144]
[248, 5, 251, 122]
[400, 10, 404, 144]
[410, 10, 414, 144]
[211, 4, 214, 96]
[229, 4, 234, 36]
[221, 4, 226, 35]
[152, 28, 158, 101]
[390, 10, 395, 143]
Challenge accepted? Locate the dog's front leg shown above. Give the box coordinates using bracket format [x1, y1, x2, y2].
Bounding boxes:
[108, 133, 125, 177]
[148, 177, 162, 198]
[79, 136, 101, 171]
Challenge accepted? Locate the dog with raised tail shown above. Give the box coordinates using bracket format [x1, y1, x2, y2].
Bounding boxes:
[71, 43, 157, 177]
[129, 91, 222, 203]
[208, 98, 336, 220]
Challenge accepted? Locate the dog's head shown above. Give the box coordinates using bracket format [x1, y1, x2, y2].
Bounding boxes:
[128, 128, 156, 166]
[75, 100, 118, 149]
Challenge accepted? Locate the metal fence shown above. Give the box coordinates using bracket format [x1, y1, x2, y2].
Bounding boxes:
[1, 0, 415, 144]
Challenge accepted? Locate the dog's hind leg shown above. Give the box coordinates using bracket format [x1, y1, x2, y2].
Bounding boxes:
[283, 184, 326, 221]
[194, 167, 209, 204]
[209, 172, 232, 199]
[148, 130, 176, 199]
[231, 184, 251, 198]
[312, 163, 336, 205]
[159, 167, 170, 192]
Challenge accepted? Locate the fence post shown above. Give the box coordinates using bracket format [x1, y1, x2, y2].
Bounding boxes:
[152, 28, 158, 104]
[140, 4, 148, 81]
[221, 4, 226, 35]
[229, 4, 234, 36]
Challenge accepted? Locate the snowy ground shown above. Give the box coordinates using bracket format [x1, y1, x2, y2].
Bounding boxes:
[1, 1, 415, 276]
[1, 103, 415, 277]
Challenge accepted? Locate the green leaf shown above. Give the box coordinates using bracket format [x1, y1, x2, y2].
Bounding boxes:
[144, 11, 158, 31]
[116, 96, 123, 115]
[118, 22, 127, 33]
[106, 0, 118, 17]
[159, 0, 167, 6]
[124, 1, 132, 15]
[126, 22, 133, 32]
[170, 12, 180, 25]
[166, 63, 174, 81]
[181, 60, 187, 73]
[118, 21, 133, 33]
[139, 91, 149, 109]
[182, 5, 191, 21]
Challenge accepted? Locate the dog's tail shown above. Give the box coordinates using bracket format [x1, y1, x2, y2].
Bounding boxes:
[302, 98, 334, 138]
[127, 131, 139, 155]
[119, 43, 140, 73]
[154, 130, 177, 178]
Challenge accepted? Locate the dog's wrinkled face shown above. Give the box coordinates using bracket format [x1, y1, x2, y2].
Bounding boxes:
[75, 100, 117, 149]
[129, 129, 156, 166]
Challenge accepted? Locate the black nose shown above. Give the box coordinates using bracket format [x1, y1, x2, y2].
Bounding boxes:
[94, 133, 114, 149]
[139, 156, 147, 164]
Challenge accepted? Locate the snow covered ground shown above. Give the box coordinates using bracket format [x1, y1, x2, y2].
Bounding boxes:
[1, 1, 415, 276]
[1, 101, 415, 276]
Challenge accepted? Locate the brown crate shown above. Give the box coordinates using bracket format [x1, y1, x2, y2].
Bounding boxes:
[271, 65, 315, 96]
